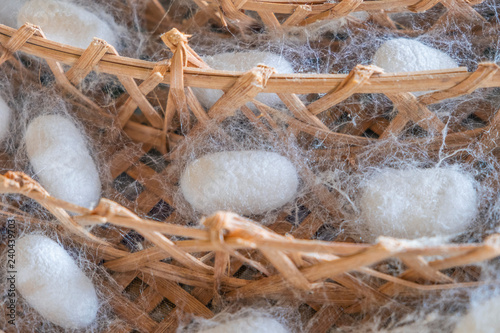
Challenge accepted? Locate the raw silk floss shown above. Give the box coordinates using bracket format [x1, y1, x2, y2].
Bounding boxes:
[0, 0, 499, 332]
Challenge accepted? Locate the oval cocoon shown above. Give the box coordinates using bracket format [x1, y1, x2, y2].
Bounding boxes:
[454, 295, 500, 333]
[0, 96, 11, 142]
[16, 235, 99, 329]
[17, 0, 118, 49]
[192, 51, 294, 110]
[180, 150, 299, 215]
[359, 168, 477, 239]
[25, 114, 101, 208]
[373, 38, 458, 95]
[199, 315, 289, 333]
[373, 38, 458, 73]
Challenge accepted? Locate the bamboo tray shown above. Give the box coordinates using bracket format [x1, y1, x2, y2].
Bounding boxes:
[0, 1, 500, 331]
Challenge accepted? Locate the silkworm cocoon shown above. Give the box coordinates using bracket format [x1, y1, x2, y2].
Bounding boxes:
[192, 51, 294, 109]
[453, 296, 500, 333]
[198, 315, 289, 333]
[17, 0, 118, 49]
[16, 235, 99, 329]
[359, 168, 477, 239]
[373, 38, 458, 95]
[25, 114, 101, 208]
[180, 150, 299, 215]
[0, 0, 28, 27]
[373, 38, 458, 73]
[0, 96, 11, 142]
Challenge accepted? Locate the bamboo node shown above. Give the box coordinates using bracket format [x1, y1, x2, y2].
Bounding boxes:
[18, 22, 43, 36]
[91, 198, 134, 220]
[203, 212, 234, 252]
[161, 28, 191, 50]
[0, 23, 45, 66]
[375, 236, 405, 253]
[254, 64, 276, 86]
[1, 171, 49, 196]
[485, 234, 500, 250]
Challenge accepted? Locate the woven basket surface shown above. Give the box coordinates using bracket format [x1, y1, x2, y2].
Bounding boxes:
[1, 0, 500, 332]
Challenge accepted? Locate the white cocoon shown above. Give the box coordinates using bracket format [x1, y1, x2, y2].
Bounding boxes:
[192, 51, 294, 109]
[25, 114, 101, 209]
[454, 296, 500, 333]
[372, 38, 458, 95]
[359, 168, 477, 239]
[16, 235, 99, 329]
[0, 96, 11, 142]
[180, 150, 299, 216]
[17, 0, 118, 49]
[0, 0, 28, 27]
[198, 315, 289, 333]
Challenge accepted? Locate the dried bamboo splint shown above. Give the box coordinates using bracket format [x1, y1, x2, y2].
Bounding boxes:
[1, 172, 499, 332]
[188, 0, 486, 33]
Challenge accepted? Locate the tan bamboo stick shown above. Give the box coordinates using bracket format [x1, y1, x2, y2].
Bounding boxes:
[3, 25, 498, 95]
[65, 38, 109, 85]
[282, 5, 312, 26]
[201, 0, 483, 16]
[301, 0, 362, 26]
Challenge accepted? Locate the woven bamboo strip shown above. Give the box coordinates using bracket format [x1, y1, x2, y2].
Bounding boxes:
[282, 5, 312, 26]
[202, 0, 482, 15]
[1, 172, 493, 289]
[65, 39, 109, 85]
[258, 10, 284, 32]
[118, 66, 167, 128]
[385, 93, 446, 132]
[0, 23, 39, 65]
[409, 0, 441, 11]
[264, 104, 374, 146]
[3, 25, 500, 96]
[140, 274, 214, 318]
[307, 65, 382, 116]
[399, 255, 454, 283]
[208, 65, 275, 119]
[5, 24, 106, 113]
[301, 0, 363, 26]
[194, 0, 484, 32]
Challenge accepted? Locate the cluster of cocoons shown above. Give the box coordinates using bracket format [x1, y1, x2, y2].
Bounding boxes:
[195, 314, 289, 333]
[16, 0, 118, 49]
[0, 96, 11, 142]
[453, 295, 500, 333]
[373, 38, 459, 95]
[180, 150, 299, 216]
[16, 235, 99, 329]
[25, 114, 101, 209]
[359, 168, 478, 239]
[192, 51, 294, 110]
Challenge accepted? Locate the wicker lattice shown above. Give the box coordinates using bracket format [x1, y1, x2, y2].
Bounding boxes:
[190, 0, 487, 32]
